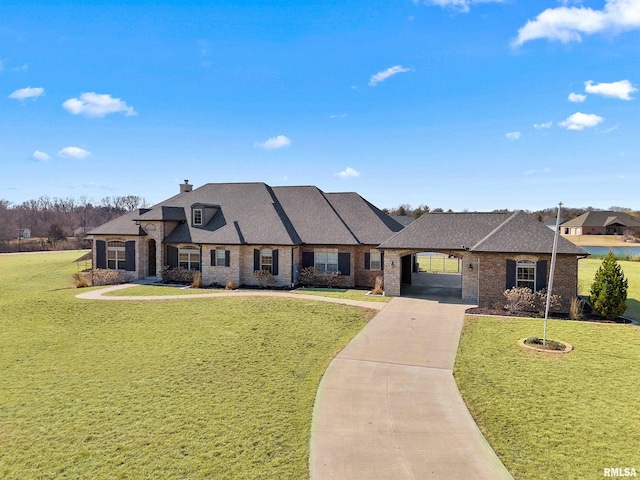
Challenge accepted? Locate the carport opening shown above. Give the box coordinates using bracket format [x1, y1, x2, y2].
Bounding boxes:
[400, 252, 462, 298]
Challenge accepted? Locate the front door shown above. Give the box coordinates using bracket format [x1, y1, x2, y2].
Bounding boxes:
[148, 239, 156, 276]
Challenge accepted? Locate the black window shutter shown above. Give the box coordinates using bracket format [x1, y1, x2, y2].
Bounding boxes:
[364, 252, 370, 270]
[225, 250, 230, 267]
[272, 249, 279, 276]
[253, 249, 260, 271]
[338, 253, 350, 276]
[536, 260, 548, 291]
[505, 259, 516, 289]
[167, 246, 178, 268]
[381, 252, 384, 271]
[125, 241, 136, 271]
[302, 252, 314, 268]
[211, 249, 216, 266]
[96, 240, 106, 269]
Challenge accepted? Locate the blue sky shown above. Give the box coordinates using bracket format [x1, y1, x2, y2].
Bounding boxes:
[2, 0, 639, 211]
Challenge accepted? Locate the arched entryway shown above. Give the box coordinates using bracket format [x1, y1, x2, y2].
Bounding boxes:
[399, 251, 463, 299]
[148, 239, 156, 277]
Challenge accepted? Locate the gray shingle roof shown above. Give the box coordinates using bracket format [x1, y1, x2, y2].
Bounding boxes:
[89, 182, 402, 246]
[379, 211, 586, 255]
[561, 211, 640, 228]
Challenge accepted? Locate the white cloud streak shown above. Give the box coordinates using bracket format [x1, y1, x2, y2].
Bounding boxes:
[62, 92, 137, 118]
[585, 80, 637, 100]
[414, 0, 503, 13]
[568, 92, 586, 103]
[534, 121, 553, 129]
[254, 135, 291, 150]
[58, 146, 91, 159]
[505, 131, 521, 140]
[513, 0, 640, 47]
[369, 65, 411, 86]
[559, 112, 604, 130]
[31, 151, 50, 161]
[336, 167, 360, 179]
[9, 87, 44, 100]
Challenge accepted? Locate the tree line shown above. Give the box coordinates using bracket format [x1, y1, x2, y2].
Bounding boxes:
[0, 195, 148, 253]
[383, 204, 640, 222]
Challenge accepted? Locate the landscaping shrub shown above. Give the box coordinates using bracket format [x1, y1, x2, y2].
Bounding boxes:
[298, 267, 342, 288]
[191, 271, 203, 288]
[160, 266, 198, 285]
[253, 269, 277, 288]
[590, 251, 628, 320]
[72, 272, 92, 288]
[89, 268, 131, 286]
[225, 280, 237, 290]
[533, 289, 562, 314]
[569, 297, 585, 320]
[503, 287, 536, 313]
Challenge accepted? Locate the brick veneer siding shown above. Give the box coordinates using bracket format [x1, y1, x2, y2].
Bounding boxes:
[477, 253, 579, 312]
[354, 245, 384, 288]
[201, 245, 242, 287]
[299, 245, 356, 288]
[239, 245, 294, 288]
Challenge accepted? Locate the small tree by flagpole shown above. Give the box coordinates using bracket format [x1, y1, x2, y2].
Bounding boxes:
[543, 202, 562, 346]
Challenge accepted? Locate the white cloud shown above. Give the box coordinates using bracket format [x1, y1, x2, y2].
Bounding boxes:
[585, 80, 637, 100]
[559, 112, 604, 130]
[12, 64, 28, 72]
[505, 131, 521, 140]
[329, 113, 348, 119]
[254, 135, 291, 150]
[568, 92, 586, 103]
[369, 65, 411, 86]
[513, 0, 640, 47]
[58, 146, 91, 159]
[414, 0, 503, 13]
[9, 87, 44, 100]
[524, 169, 536, 176]
[31, 151, 50, 162]
[336, 167, 360, 179]
[62, 92, 137, 118]
[534, 121, 553, 129]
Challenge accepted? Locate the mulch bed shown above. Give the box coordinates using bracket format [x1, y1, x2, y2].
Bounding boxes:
[465, 306, 633, 324]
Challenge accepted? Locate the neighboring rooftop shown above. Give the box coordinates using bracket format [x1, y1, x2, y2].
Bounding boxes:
[560, 211, 640, 228]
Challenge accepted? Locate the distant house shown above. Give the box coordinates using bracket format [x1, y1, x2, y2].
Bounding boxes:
[89, 181, 586, 310]
[560, 211, 640, 236]
[19, 228, 31, 239]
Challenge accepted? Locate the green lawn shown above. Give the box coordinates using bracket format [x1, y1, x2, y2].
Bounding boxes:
[455, 316, 640, 480]
[103, 285, 229, 296]
[579, 257, 640, 320]
[416, 254, 461, 273]
[294, 288, 391, 303]
[0, 252, 373, 479]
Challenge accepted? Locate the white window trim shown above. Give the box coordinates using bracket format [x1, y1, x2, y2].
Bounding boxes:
[315, 248, 339, 274]
[107, 240, 126, 271]
[216, 249, 227, 267]
[193, 208, 203, 226]
[516, 260, 536, 291]
[179, 247, 200, 271]
[370, 250, 382, 270]
[260, 249, 273, 273]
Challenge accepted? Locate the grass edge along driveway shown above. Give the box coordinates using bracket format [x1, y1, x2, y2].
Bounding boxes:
[0, 251, 375, 479]
[454, 315, 640, 480]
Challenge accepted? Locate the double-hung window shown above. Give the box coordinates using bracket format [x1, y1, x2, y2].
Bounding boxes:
[193, 209, 203, 226]
[370, 250, 382, 270]
[260, 249, 273, 273]
[179, 247, 200, 270]
[107, 241, 126, 270]
[516, 260, 536, 291]
[216, 249, 227, 267]
[315, 249, 339, 274]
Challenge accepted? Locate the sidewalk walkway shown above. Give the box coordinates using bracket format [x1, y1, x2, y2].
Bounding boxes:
[309, 296, 513, 480]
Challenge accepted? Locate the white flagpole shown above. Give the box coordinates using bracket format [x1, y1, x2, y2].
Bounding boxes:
[543, 202, 562, 346]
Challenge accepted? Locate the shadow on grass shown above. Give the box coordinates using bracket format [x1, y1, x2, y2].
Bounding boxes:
[625, 298, 640, 322]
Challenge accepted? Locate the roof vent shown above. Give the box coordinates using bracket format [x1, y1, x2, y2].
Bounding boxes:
[180, 180, 193, 193]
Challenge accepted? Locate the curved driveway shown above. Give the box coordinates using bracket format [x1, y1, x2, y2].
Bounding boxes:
[310, 296, 513, 480]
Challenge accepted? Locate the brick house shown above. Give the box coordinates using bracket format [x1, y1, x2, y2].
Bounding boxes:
[89, 181, 586, 310]
[379, 211, 587, 310]
[89, 181, 403, 289]
[560, 211, 640, 236]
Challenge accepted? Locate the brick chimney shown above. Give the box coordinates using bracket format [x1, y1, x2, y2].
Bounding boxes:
[180, 179, 193, 193]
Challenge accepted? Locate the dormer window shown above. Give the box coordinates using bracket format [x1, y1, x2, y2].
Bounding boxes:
[193, 209, 203, 226]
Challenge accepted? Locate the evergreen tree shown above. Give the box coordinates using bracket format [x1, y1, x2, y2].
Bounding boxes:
[590, 252, 628, 320]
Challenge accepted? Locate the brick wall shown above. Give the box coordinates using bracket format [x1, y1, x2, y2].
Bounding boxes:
[239, 246, 293, 288]
[201, 245, 242, 287]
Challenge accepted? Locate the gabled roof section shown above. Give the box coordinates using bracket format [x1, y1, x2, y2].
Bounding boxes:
[270, 186, 360, 245]
[561, 211, 640, 228]
[324, 192, 404, 245]
[88, 210, 143, 236]
[379, 211, 586, 255]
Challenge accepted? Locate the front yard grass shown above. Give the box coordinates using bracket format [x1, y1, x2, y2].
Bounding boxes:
[0, 252, 373, 479]
[579, 257, 640, 320]
[102, 284, 228, 296]
[455, 316, 640, 480]
[294, 287, 391, 303]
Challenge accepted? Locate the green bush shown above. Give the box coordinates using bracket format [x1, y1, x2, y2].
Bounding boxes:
[590, 251, 628, 319]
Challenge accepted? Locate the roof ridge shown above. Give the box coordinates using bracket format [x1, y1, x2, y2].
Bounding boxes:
[318, 188, 361, 244]
[471, 211, 520, 250]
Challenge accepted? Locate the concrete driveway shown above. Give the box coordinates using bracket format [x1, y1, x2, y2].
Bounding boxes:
[309, 296, 513, 480]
